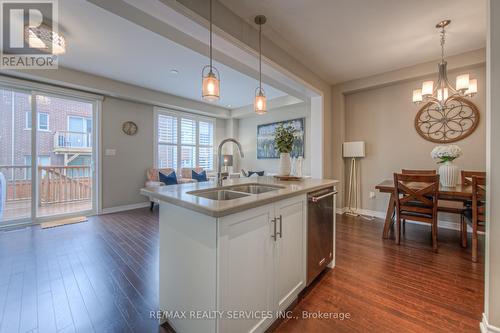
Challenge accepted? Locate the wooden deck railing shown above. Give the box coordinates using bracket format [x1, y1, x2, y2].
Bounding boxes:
[0, 165, 91, 205]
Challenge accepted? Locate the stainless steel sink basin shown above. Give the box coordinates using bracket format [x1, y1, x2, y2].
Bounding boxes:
[189, 189, 250, 201]
[227, 184, 284, 194]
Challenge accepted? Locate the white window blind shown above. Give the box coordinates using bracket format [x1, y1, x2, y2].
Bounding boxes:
[156, 110, 215, 172]
[198, 120, 214, 170]
[157, 114, 178, 169]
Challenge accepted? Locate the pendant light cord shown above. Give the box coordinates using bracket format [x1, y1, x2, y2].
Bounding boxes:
[259, 22, 262, 91]
[209, 0, 213, 70]
[440, 25, 446, 64]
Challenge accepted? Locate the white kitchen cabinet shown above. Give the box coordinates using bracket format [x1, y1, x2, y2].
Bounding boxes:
[218, 203, 276, 333]
[218, 195, 306, 333]
[274, 196, 307, 312]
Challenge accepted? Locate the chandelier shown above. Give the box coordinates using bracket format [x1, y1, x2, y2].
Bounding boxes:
[24, 24, 66, 55]
[412, 20, 477, 109]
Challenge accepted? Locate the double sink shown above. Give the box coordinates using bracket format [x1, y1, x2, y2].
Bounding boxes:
[187, 183, 285, 201]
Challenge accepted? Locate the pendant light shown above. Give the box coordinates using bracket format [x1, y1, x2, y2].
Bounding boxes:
[202, 0, 220, 101]
[254, 15, 267, 115]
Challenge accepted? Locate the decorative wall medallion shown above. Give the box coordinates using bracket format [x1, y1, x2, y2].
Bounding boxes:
[414, 97, 479, 143]
[122, 121, 138, 136]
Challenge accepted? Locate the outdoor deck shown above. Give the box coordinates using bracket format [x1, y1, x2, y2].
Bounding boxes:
[2, 199, 92, 221]
[1, 165, 92, 222]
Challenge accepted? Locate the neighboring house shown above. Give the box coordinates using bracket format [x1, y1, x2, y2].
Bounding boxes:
[0, 90, 92, 181]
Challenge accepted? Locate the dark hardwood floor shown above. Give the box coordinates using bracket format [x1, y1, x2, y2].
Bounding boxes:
[275, 215, 484, 333]
[0, 209, 483, 333]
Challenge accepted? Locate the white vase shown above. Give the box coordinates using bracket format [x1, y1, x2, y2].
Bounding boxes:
[438, 161, 458, 187]
[279, 153, 292, 176]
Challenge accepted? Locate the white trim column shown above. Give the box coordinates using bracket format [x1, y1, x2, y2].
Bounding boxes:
[483, 0, 500, 332]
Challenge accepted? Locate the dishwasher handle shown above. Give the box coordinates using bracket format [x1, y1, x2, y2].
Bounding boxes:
[309, 191, 337, 203]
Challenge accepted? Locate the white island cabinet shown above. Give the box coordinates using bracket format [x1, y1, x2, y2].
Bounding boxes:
[218, 195, 306, 333]
[143, 177, 338, 333]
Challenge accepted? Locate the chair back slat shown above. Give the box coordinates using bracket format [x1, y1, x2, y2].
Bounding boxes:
[472, 176, 486, 223]
[461, 171, 486, 185]
[402, 169, 436, 175]
[393, 173, 439, 221]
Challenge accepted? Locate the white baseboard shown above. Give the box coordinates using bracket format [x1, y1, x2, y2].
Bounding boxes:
[339, 207, 475, 233]
[481, 313, 500, 333]
[101, 202, 150, 214]
[336, 207, 346, 215]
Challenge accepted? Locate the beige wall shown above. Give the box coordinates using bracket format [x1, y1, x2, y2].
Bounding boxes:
[344, 65, 486, 220]
[101, 97, 154, 208]
[101, 98, 227, 209]
[485, 0, 500, 328]
[237, 103, 311, 175]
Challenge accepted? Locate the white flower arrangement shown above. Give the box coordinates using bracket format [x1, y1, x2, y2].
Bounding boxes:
[431, 145, 463, 164]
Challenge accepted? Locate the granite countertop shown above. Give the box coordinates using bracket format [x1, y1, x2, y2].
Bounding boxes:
[140, 176, 339, 217]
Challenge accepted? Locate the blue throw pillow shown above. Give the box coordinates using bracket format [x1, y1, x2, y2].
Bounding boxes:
[159, 170, 178, 185]
[248, 170, 265, 177]
[192, 170, 208, 182]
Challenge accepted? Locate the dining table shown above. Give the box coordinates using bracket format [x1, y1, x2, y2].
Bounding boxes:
[375, 179, 474, 238]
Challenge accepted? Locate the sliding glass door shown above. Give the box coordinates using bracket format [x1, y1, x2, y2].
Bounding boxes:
[0, 87, 32, 223]
[0, 84, 97, 226]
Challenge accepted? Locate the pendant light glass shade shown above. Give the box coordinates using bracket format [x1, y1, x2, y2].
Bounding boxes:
[254, 88, 267, 114]
[202, 66, 220, 101]
[254, 15, 267, 115]
[202, 0, 220, 102]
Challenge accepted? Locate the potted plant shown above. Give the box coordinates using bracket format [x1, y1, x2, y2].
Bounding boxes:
[274, 124, 296, 176]
[431, 145, 463, 187]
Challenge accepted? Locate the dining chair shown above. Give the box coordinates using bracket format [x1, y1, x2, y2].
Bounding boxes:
[461, 170, 486, 185]
[393, 173, 440, 251]
[462, 176, 486, 262]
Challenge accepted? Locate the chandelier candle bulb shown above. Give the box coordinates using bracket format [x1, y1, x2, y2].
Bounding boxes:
[422, 81, 434, 96]
[456, 74, 470, 91]
[412, 89, 423, 103]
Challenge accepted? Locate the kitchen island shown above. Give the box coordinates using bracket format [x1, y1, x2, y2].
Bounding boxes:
[141, 176, 338, 333]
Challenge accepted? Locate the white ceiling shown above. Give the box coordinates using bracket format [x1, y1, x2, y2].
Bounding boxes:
[55, 0, 286, 109]
[220, 0, 487, 84]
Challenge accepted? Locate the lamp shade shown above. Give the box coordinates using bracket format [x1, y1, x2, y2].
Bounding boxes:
[343, 141, 365, 158]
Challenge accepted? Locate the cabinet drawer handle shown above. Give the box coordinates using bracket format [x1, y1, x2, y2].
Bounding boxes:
[271, 218, 277, 241]
[277, 215, 283, 238]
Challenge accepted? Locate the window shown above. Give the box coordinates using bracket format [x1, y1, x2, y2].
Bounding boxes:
[26, 112, 49, 131]
[156, 110, 215, 171]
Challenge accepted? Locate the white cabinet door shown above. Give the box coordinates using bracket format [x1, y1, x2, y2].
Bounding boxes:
[274, 195, 306, 312]
[218, 204, 276, 333]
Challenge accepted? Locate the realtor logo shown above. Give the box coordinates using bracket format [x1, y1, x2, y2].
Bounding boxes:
[1, 0, 61, 69]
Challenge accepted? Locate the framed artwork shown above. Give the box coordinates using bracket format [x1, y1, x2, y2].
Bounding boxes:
[257, 118, 305, 159]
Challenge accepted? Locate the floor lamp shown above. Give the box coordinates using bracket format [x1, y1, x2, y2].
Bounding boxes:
[343, 141, 365, 217]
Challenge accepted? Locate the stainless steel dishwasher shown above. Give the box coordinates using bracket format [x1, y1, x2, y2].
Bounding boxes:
[307, 186, 336, 285]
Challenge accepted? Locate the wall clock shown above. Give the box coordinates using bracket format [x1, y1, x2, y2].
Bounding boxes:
[122, 121, 138, 136]
[414, 96, 479, 143]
